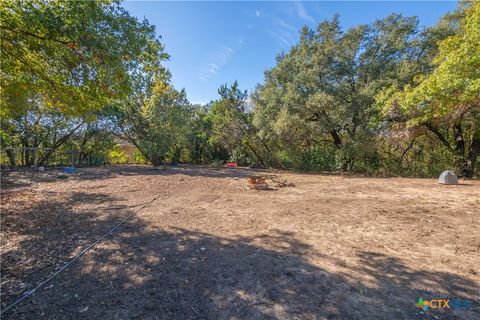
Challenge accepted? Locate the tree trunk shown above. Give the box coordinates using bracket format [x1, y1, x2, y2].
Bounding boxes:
[258, 138, 284, 169]
[424, 122, 474, 177]
[5, 149, 16, 168]
[424, 123, 453, 151]
[25, 147, 31, 166]
[465, 131, 480, 178]
[245, 141, 265, 166]
[37, 122, 84, 166]
[453, 123, 468, 176]
[329, 129, 349, 171]
[330, 129, 342, 148]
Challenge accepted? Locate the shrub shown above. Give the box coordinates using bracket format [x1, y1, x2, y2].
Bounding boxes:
[210, 159, 224, 168]
[107, 145, 129, 164]
[229, 148, 246, 165]
[300, 146, 337, 172]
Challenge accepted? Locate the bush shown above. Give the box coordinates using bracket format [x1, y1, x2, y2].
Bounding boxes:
[299, 146, 337, 172]
[275, 150, 296, 169]
[229, 148, 246, 165]
[132, 149, 147, 164]
[107, 145, 129, 164]
[168, 146, 182, 164]
[210, 159, 224, 168]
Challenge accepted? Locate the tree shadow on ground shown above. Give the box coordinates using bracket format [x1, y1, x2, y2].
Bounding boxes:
[0, 169, 38, 190]
[94, 164, 264, 179]
[0, 191, 130, 309]
[4, 165, 268, 183]
[2, 199, 478, 319]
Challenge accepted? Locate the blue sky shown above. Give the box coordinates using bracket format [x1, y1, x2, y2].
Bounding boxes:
[122, 1, 458, 104]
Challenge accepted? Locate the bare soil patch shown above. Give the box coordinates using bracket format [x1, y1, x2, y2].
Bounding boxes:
[1, 165, 479, 319]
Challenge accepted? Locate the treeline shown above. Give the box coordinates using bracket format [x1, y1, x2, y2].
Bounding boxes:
[1, 1, 479, 177]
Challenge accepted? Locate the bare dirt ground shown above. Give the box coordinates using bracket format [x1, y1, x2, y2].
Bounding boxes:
[1, 165, 479, 319]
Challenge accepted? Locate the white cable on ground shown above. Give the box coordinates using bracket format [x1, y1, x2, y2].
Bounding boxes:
[0, 196, 160, 315]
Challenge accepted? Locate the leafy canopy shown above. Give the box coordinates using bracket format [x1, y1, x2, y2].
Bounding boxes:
[0, 0, 166, 118]
[379, 2, 480, 123]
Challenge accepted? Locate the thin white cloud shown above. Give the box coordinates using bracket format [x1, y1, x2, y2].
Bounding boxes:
[293, 1, 314, 23]
[273, 16, 297, 33]
[269, 31, 292, 47]
[269, 17, 296, 47]
[209, 63, 219, 75]
[255, 10, 267, 18]
[197, 40, 244, 81]
[222, 46, 234, 54]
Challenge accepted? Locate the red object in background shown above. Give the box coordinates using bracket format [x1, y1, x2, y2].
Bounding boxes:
[225, 162, 238, 167]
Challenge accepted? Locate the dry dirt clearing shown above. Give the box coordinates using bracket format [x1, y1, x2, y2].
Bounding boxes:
[1, 165, 479, 319]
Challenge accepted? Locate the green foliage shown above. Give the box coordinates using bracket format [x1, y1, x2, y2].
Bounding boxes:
[403, 3, 479, 122]
[272, 145, 338, 172]
[204, 81, 267, 166]
[275, 150, 295, 169]
[132, 149, 147, 164]
[0, 0, 165, 118]
[376, 134, 456, 177]
[210, 159, 224, 168]
[378, 2, 480, 177]
[299, 146, 337, 172]
[253, 13, 424, 171]
[0, 0, 165, 166]
[2, 1, 477, 177]
[107, 145, 129, 164]
[378, 3, 479, 124]
[208, 81, 249, 152]
[183, 106, 212, 163]
[249, 2, 478, 176]
[109, 71, 193, 166]
[167, 145, 182, 164]
[229, 148, 246, 165]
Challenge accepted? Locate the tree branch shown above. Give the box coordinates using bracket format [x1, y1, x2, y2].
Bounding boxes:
[422, 122, 453, 152]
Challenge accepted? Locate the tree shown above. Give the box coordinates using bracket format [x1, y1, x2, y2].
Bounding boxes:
[0, 102, 85, 166]
[208, 82, 248, 153]
[1, 0, 165, 164]
[380, 3, 480, 177]
[253, 14, 424, 171]
[207, 82, 262, 165]
[109, 71, 192, 166]
[184, 105, 213, 164]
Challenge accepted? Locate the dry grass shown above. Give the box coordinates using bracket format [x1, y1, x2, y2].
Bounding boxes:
[1, 165, 479, 319]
